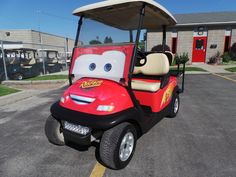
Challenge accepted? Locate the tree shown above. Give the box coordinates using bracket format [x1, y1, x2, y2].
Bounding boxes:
[151, 44, 170, 52]
[89, 39, 102, 45]
[104, 36, 113, 44]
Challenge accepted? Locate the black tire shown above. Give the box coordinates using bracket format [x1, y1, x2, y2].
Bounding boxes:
[0, 73, 5, 82]
[14, 73, 23, 80]
[39, 70, 44, 76]
[99, 122, 137, 170]
[168, 93, 180, 118]
[45, 115, 65, 146]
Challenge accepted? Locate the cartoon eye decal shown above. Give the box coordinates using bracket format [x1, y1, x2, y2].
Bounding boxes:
[104, 63, 112, 72]
[89, 63, 96, 71]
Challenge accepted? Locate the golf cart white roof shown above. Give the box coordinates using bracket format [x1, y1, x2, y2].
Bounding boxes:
[73, 0, 177, 30]
[37, 49, 58, 52]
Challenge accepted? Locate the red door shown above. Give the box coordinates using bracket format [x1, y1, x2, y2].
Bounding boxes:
[192, 37, 207, 62]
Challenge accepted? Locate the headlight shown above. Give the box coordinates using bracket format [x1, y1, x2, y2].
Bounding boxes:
[97, 105, 114, 112]
[64, 121, 90, 135]
[60, 95, 69, 103]
[60, 97, 65, 103]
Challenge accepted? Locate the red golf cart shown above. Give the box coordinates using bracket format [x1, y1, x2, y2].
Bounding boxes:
[45, 0, 185, 169]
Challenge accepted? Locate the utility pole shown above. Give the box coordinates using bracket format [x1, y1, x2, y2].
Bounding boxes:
[1, 40, 8, 80]
[37, 10, 46, 74]
[1, 31, 10, 80]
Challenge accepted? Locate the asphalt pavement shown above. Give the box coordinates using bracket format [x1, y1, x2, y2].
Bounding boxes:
[0, 74, 236, 177]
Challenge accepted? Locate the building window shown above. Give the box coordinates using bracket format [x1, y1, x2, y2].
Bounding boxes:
[171, 37, 177, 54]
[224, 36, 231, 53]
[196, 39, 204, 50]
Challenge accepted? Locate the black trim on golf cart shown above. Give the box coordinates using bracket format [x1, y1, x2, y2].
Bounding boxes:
[51, 101, 140, 130]
[50, 84, 177, 138]
[63, 129, 91, 146]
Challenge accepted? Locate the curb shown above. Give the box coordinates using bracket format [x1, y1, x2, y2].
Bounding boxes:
[2, 80, 67, 85]
[0, 80, 69, 107]
[185, 71, 210, 75]
[0, 90, 40, 107]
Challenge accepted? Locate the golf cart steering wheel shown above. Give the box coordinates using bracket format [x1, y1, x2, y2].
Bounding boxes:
[136, 49, 147, 67]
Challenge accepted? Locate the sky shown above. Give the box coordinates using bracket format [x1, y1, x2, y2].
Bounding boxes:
[0, 0, 236, 39]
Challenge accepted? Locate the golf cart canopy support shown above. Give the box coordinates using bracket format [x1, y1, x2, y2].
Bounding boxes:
[73, 0, 176, 30]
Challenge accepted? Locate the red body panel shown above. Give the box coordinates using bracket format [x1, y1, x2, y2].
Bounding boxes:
[133, 76, 177, 112]
[192, 36, 207, 63]
[60, 78, 133, 115]
[70, 44, 134, 84]
[62, 44, 178, 116]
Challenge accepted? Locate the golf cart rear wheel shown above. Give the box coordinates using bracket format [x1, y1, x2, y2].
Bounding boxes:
[14, 73, 23, 80]
[45, 115, 65, 146]
[168, 93, 180, 118]
[99, 122, 137, 170]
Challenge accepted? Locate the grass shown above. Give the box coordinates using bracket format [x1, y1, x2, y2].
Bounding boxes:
[27, 75, 68, 81]
[225, 67, 236, 72]
[170, 66, 207, 72]
[0, 85, 20, 97]
[222, 60, 236, 65]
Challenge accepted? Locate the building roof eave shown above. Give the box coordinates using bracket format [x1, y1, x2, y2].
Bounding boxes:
[175, 21, 236, 27]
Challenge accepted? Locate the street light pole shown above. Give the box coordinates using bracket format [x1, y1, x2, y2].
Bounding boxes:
[1, 40, 8, 80]
[37, 10, 46, 75]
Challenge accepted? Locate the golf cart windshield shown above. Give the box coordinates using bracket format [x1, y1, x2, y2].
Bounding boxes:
[70, 18, 138, 82]
[71, 0, 177, 83]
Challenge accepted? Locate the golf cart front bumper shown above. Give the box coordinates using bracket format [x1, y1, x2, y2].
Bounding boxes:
[50, 101, 138, 145]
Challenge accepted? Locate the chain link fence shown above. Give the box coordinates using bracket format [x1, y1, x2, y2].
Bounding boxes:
[0, 41, 71, 81]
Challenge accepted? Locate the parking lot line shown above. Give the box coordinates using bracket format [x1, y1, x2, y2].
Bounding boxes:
[89, 162, 106, 177]
[212, 73, 236, 83]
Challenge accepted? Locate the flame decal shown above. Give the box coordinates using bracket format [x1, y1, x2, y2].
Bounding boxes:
[161, 83, 175, 107]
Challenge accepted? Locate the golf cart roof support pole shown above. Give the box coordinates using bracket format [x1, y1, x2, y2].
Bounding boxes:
[162, 25, 166, 52]
[74, 15, 84, 47]
[129, 30, 134, 43]
[69, 15, 84, 85]
[129, 3, 146, 77]
[181, 63, 186, 93]
[128, 3, 146, 108]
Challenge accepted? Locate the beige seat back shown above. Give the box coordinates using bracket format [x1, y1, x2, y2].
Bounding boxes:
[133, 53, 169, 75]
[28, 58, 36, 65]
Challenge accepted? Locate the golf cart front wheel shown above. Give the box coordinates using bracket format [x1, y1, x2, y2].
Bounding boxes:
[45, 115, 65, 146]
[168, 93, 180, 118]
[99, 122, 137, 170]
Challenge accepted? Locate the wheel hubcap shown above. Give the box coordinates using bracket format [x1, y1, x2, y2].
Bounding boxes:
[119, 132, 134, 162]
[18, 75, 23, 80]
[57, 126, 64, 142]
[174, 98, 179, 114]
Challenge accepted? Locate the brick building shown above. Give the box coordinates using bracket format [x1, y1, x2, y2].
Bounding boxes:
[147, 12, 236, 64]
[0, 29, 74, 52]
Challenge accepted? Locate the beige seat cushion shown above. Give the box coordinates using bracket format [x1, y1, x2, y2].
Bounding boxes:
[132, 80, 161, 92]
[51, 59, 58, 63]
[21, 65, 32, 69]
[48, 63, 55, 66]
